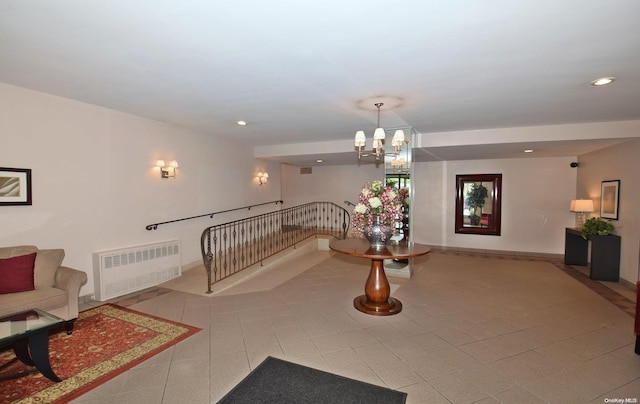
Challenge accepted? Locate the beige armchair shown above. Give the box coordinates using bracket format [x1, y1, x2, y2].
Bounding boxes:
[0, 245, 87, 334]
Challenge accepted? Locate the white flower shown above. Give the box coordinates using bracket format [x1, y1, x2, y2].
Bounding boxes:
[368, 197, 382, 209]
[370, 181, 383, 193]
[354, 203, 368, 214]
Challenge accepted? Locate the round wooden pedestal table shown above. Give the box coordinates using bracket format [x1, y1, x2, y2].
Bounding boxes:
[329, 238, 431, 316]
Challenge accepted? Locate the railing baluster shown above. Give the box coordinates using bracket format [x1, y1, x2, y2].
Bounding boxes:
[200, 201, 350, 293]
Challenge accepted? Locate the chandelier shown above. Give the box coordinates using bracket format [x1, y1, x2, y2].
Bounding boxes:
[354, 102, 408, 167]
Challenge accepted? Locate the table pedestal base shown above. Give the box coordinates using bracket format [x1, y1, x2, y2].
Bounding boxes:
[330, 239, 429, 317]
[353, 295, 402, 316]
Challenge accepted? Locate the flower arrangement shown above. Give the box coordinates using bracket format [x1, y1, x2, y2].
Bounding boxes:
[351, 180, 404, 239]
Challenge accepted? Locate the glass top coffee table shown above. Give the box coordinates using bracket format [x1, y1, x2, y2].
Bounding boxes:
[0, 308, 64, 382]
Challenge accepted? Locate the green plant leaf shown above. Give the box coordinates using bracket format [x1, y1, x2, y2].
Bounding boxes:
[581, 217, 615, 238]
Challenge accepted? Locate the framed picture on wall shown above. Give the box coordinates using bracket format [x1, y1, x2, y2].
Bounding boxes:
[600, 179, 620, 220]
[0, 167, 32, 206]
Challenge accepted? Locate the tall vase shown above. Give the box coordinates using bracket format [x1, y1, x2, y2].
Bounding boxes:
[364, 215, 394, 250]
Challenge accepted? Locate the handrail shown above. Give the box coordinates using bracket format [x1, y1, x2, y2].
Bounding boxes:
[201, 201, 350, 293]
[145, 200, 283, 230]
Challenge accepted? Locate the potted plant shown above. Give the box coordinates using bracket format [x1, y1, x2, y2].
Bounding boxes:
[581, 217, 615, 238]
[466, 183, 488, 225]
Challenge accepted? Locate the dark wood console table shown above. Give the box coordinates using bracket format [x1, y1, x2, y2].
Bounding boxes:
[329, 238, 431, 316]
[564, 228, 621, 281]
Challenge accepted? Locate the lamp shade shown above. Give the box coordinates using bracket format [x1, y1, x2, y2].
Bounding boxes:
[354, 131, 366, 147]
[373, 127, 386, 140]
[570, 199, 594, 212]
[391, 130, 405, 146]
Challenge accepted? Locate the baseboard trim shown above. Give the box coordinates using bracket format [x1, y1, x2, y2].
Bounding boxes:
[429, 245, 563, 260]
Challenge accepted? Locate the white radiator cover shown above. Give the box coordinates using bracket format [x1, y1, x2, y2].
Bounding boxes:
[92, 240, 181, 301]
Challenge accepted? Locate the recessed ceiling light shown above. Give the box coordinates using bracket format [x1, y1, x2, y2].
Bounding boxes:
[316, 159, 323, 163]
[590, 77, 615, 86]
[524, 149, 534, 153]
[236, 120, 247, 126]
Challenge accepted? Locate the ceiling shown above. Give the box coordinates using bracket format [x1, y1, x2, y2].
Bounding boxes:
[1, 1, 639, 166]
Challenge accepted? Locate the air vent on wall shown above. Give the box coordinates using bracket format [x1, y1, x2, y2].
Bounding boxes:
[300, 167, 312, 174]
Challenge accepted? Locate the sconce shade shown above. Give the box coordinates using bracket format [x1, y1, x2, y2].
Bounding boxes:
[257, 171, 269, 185]
[570, 199, 594, 212]
[157, 159, 179, 179]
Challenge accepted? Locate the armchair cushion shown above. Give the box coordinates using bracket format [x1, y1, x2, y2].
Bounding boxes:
[0, 252, 37, 294]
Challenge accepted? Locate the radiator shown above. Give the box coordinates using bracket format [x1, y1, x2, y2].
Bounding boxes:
[92, 240, 181, 301]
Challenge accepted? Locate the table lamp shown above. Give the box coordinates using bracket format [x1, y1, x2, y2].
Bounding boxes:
[570, 199, 595, 229]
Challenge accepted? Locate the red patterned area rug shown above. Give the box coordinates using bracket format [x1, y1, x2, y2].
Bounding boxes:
[0, 304, 200, 404]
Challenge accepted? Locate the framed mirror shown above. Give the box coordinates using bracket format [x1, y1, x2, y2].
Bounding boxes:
[455, 174, 502, 235]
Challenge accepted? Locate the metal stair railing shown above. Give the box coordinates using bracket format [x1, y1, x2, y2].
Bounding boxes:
[145, 200, 283, 230]
[200, 201, 350, 293]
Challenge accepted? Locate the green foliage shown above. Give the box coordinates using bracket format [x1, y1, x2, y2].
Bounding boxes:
[582, 217, 615, 237]
[466, 183, 488, 214]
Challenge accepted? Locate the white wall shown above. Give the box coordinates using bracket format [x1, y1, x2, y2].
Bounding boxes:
[281, 163, 382, 208]
[282, 156, 578, 255]
[4, 81, 637, 293]
[576, 138, 640, 283]
[0, 83, 281, 296]
[412, 157, 578, 255]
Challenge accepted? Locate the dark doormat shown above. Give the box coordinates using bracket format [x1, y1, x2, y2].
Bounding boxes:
[218, 356, 407, 404]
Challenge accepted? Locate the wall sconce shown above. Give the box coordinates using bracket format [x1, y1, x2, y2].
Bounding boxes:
[257, 171, 269, 185]
[570, 199, 594, 229]
[156, 160, 179, 179]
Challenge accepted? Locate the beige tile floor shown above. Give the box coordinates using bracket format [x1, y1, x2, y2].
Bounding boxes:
[72, 245, 640, 404]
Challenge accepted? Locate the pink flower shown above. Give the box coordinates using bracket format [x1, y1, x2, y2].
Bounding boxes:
[351, 180, 404, 239]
